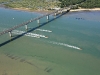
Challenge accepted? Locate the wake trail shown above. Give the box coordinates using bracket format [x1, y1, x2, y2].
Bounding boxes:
[47, 41, 82, 50]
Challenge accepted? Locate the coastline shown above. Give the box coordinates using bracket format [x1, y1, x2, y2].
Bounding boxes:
[70, 8, 100, 12]
[1, 2, 100, 13]
[12, 7, 53, 14]
[1, 6, 100, 14]
[12, 7, 100, 14]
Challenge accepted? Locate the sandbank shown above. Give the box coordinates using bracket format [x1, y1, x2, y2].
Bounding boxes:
[70, 8, 100, 12]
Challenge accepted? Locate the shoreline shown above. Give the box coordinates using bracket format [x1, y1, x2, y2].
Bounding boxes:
[12, 8, 53, 14]
[70, 8, 100, 12]
[11, 8, 100, 14]
[0, 6, 100, 14]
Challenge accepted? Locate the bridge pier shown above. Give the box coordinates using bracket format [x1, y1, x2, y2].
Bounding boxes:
[54, 13, 57, 16]
[47, 15, 49, 21]
[60, 11, 63, 14]
[25, 25, 28, 30]
[37, 19, 40, 25]
[54, 13, 57, 18]
[9, 31, 12, 37]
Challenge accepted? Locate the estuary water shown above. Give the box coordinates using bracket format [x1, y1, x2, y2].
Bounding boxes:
[0, 7, 100, 75]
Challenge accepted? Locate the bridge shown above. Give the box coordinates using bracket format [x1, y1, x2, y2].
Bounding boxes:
[0, 7, 71, 38]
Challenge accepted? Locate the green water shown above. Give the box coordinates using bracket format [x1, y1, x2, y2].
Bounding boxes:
[0, 7, 100, 75]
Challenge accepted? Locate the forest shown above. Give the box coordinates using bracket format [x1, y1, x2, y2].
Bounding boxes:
[79, 0, 100, 8]
[58, 0, 100, 8]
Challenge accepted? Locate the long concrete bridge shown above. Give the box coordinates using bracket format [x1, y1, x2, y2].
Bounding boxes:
[0, 7, 71, 38]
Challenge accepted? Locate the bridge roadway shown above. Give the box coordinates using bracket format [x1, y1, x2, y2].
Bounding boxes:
[0, 8, 70, 36]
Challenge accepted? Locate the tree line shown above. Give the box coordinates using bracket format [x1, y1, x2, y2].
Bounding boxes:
[58, 0, 100, 8]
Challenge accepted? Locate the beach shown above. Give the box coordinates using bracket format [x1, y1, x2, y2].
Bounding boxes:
[70, 8, 100, 12]
[1, 4, 100, 14]
[13, 7, 100, 13]
[12, 7, 53, 14]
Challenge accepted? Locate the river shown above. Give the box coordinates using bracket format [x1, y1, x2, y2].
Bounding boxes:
[0, 7, 100, 75]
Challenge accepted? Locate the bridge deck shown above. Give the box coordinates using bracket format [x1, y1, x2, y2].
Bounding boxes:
[0, 8, 70, 36]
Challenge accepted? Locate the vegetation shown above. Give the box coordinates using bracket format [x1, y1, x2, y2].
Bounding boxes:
[58, 0, 100, 8]
[79, 0, 100, 8]
[0, 0, 100, 10]
[0, 0, 10, 2]
[58, 0, 85, 8]
[0, 0, 59, 10]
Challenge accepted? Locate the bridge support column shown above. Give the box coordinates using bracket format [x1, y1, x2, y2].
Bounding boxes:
[25, 25, 28, 30]
[9, 31, 12, 37]
[60, 11, 63, 14]
[54, 13, 57, 16]
[47, 15, 49, 21]
[54, 13, 57, 18]
[37, 19, 40, 25]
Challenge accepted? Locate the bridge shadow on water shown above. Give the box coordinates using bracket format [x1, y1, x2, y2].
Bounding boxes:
[0, 11, 68, 47]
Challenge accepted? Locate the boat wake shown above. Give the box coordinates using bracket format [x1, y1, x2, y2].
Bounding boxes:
[36, 29, 52, 32]
[1, 28, 81, 50]
[12, 30, 48, 38]
[48, 41, 82, 50]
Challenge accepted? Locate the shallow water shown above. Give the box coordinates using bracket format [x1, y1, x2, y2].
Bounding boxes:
[0, 7, 100, 75]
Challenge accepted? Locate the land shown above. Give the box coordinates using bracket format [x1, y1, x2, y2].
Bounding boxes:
[0, 0, 100, 14]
